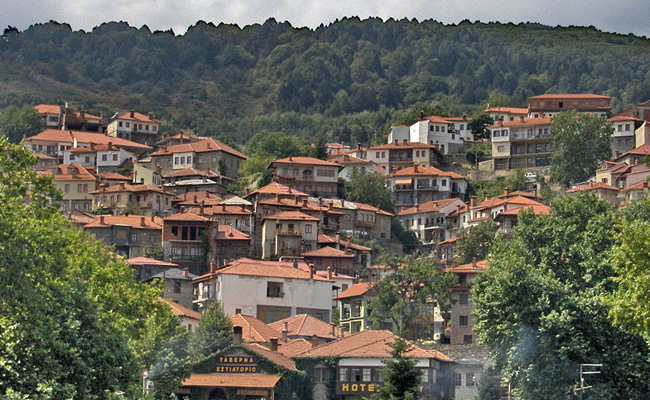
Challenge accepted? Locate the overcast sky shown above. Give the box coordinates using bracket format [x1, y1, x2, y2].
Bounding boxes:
[2, 0, 649, 37]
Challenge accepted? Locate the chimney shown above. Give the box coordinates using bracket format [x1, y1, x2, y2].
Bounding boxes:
[414, 163, 419, 173]
[330, 324, 335, 336]
[335, 233, 341, 250]
[245, 188, 250, 197]
[533, 186, 537, 197]
[80, 110, 85, 121]
[156, 165, 162, 174]
[504, 187, 509, 197]
[100, 215, 105, 225]
[309, 264, 315, 280]
[328, 202, 333, 211]
[472, 257, 477, 269]
[288, 156, 293, 161]
[222, 204, 227, 212]
[520, 116, 524, 122]
[199, 201, 205, 216]
[210, 259, 217, 274]
[403, 139, 407, 144]
[282, 322, 289, 342]
[140, 216, 146, 226]
[148, 112, 154, 119]
[194, 195, 198, 203]
[129, 110, 134, 118]
[310, 334, 319, 349]
[303, 198, 308, 208]
[269, 337, 279, 352]
[347, 234, 352, 250]
[503, 203, 508, 212]
[120, 182, 125, 189]
[182, 268, 189, 278]
[327, 266, 332, 280]
[470, 196, 477, 208]
[233, 326, 243, 344]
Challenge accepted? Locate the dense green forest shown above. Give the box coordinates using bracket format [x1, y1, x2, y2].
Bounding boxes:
[1, 18, 650, 145]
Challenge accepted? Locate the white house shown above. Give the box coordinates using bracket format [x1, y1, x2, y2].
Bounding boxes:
[193, 258, 334, 324]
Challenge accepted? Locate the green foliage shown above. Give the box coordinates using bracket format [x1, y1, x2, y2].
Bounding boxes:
[246, 131, 313, 159]
[470, 170, 528, 200]
[369, 255, 456, 339]
[455, 219, 500, 264]
[468, 114, 494, 140]
[190, 304, 233, 359]
[390, 218, 420, 254]
[465, 141, 491, 165]
[0, 137, 171, 399]
[344, 168, 393, 213]
[472, 193, 650, 399]
[550, 110, 614, 187]
[369, 337, 422, 400]
[143, 242, 164, 260]
[0, 105, 42, 143]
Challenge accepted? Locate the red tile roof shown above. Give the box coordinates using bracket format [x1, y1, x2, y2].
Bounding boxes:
[214, 224, 250, 241]
[482, 106, 528, 114]
[249, 182, 309, 198]
[230, 314, 283, 343]
[398, 198, 464, 216]
[97, 172, 131, 181]
[159, 298, 202, 320]
[437, 236, 457, 246]
[391, 165, 465, 179]
[163, 168, 224, 179]
[528, 93, 610, 100]
[126, 257, 179, 267]
[195, 258, 332, 282]
[277, 339, 313, 358]
[369, 142, 436, 150]
[188, 204, 251, 216]
[317, 235, 372, 251]
[163, 211, 211, 222]
[302, 247, 355, 258]
[607, 115, 642, 123]
[151, 137, 248, 159]
[242, 343, 296, 370]
[270, 314, 342, 340]
[488, 117, 552, 129]
[270, 156, 341, 167]
[333, 282, 374, 300]
[34, 104, 60, 114]
[83, 215, 163, 229]
[90, 183, 168, 195]
[115, 111, 158, 123]
[497, 204, 550, 216]
[621, 181, 650, 192]
[617, 144, 650, 159]
[263, 210, 319, 222]
[182, 373, 280, 388]
[49, 164, 96, 181]
[26, 129, 151, 151]
[295, 330, 453, 361]
[566, 182, 619, 193]
[448, 259, 488, 274]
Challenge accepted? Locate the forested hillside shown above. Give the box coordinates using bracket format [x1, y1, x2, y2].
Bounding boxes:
[1, 18, 650, 145]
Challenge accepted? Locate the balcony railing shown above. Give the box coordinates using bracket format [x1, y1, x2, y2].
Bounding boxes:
[276, 230, 302, 236]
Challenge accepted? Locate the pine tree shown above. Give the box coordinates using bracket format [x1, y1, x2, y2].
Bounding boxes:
[372, 337, 422, 399]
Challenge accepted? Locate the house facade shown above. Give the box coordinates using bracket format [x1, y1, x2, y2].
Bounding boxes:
[82, 215, 163, 258]
[489, 117, 553, 171]
[389, 164, 468, 208]
[106, 110, 160, 144]
[268, 156, 342, 198]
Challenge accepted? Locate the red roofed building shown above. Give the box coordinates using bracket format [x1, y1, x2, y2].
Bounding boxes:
[390, 164, 468, 208]
[397, 198, 466, 253]
[83, 214, 163, 258]
[302, 246, 356, 276]
[367, 140, 439, 173]
[126, 256, 179, 281]
[267, 156, 343, 198]
[230, 313, 284, 343]
[333, 283, 376, 334]
[42, 163, 98, 212]
[566, 181, 620, 204]
[607, 114, 643, 156]
[332, 155, 386, 179]
[526, 93, 610, 118]
[159, 297, 201, 331]
[489, 116, 553, 171]
[261, 211, 319, 259]
[193, 258, 334, 323]
[106, 110, 160, 144]
[482, 106, 528, 124]
[150, 137, 248, 179]
[62, 109, 104, 132]
[294, 330, 455, 400]
[270, 313, 343, 344]
[34, 104, 61, 129]
[90, 182, 174, 216]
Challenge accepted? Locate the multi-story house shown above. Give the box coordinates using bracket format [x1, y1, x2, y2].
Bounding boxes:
[159, 298, 201, 332]
[621, 180, 650, 202]
[106, 110, 160, 144]
[268, 156, 343, 198]
[489, 116, 552, 171]
[448, 259, 487, 345]
[295, 330, 455, 400]
[483, 106, 528, 124]
[162, 168, 233, 196]
[32, 153, 57, 171]
[331, 155, 386, 180]
[397, 198, 465, 253]
[90, 182, 175, 216]
[388, 115, 473, 155]
[64, 143, 136, 173]
[317, 233, 372, 270]
[33, 104, 61, 129]
[269, 314, 344, 344]
[193, 258, 334, 323]
[334, 283, 376, 334]
[25, 129, 151, 163]
[62, 109, 103, 132]
[608, 115, 643, 156]
[132, 161, 163, 187]
[149, 137, 248, 179]
[261, 211, 319, 259]
[126, 256, 180, 282]
[143, 267, 197, 310]
[302, 247, 356, 276]
[315, 199, 394, 241]
[389, 164, 468, 208]
[566, 182, 620, 205]
[82, 215, 163, 258]
[526, 93, 611, 118]
[367, 140, 438, 174]
[41, 164, 98, 213]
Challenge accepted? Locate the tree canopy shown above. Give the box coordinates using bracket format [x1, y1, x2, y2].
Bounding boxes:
[344, 168, 394, 212]
[0, 105, 41, 143]
[550, 110, 613, 187]
[370, 337, 422, 400]
[455, 219, 500, 264]
[473, 193, 650, 399]
[0, 137, 172, 399]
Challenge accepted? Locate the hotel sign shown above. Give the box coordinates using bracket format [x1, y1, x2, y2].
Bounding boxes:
[337, 382, 381, 395]
[216, 355, 259, 373]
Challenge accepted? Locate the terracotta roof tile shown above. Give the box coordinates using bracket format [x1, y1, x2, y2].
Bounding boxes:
[269, 314, 342, 340]
[249, 182, 309, 197]
[49, 164, 96, 181]
[151, 137, 247, 159]
[90, 183, 167, 195]
[398, 198, 464, 216]
[182, 373, 280, 388]
[482, 106, 528, 114]
[497, 204, 550, 216]
[115, 111, 158, 123]
[621, 181, 650, 192]
[277, 339, 313, 358]
[262, 210, 319, 222]
[369, 142, 436, 150]
[302, 247, 355, 258]
[163, 211, 211, 222]
[97, 172, 131, 181]
[159, 298, 202, 320]
[230, 314, 283, 343]
[617, 144, 650, 159]
[448, 259, 488, 274]
[317, 234, 372, 251]
[26, 129, 151, 151]
[126, 257, 179, 267]
[270, 156, 340, 167]
[528, 93, 610, 100]
[437, 236, 457, 245]
[195, 258, 332, 282]
[33, 104, 60, 114]
[214, 224, 250, 241]
[83, 215, 163, 229]
[391, 165, 465, 179]
[333, 282, 374, 300]
[488, 117, 552, 129]
[296, 330, 453, 361]
[566, 182, 619, 193]
[163, 168, 223, 179]
[242, 343, 296, 370]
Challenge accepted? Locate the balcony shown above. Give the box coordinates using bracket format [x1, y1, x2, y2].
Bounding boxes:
[416, 184, 439, 190]
[389, 157, 414, 162]
[276, 230, 302, 236]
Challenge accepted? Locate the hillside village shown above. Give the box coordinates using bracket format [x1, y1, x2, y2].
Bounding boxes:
[16, 92, 650, 400]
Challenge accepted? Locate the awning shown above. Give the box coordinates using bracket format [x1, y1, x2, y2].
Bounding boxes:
[181, 373, 280, 389]
[394, 178, 413, 185]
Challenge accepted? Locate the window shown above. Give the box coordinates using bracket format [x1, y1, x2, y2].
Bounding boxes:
[497, 145, 504, 153]
[314, 367, 330, 383]
[459, 294, 469, 305]
[77, 184, 82, 192]
[102, 154, 108, 161]
[350, 368, 362, 382]
[173, 281, 181, 293]
[464, 334, 473, 344]
[130, 233, 137, 242]
[267, 282, 283, 298]
[112, 154, 118, 161]
[118, 121, 123, 127]
[363, 368, 372, 382]
[316, 169, 335, 177]
[153, 126, 157, 131]
[466, 372, 475, 387]
[453, 372, 462, 386]
[167, 159, 172, 166]
[171, 226, 179, 236]
[459, 315, 469, 326]
[175, 157, 179, 165]
[125, 122, 130, 128]
[212, 155, 217, 163]
[198, 156, 203, 164]
[339, 368, 348, 382]
[64, 184, 69, 193]
[305, 224, 312, 234]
